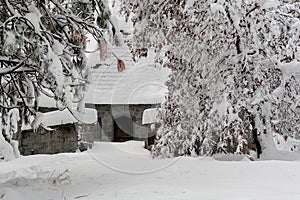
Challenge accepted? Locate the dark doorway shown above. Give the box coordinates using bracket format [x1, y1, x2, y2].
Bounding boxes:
[113, 116, 134, 142]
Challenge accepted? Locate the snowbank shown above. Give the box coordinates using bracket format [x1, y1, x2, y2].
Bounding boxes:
[2, 141, 300, 200]
[0, 155, 69, 185]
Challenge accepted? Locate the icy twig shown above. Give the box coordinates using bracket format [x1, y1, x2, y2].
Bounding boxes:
[74, 194, 89, 199]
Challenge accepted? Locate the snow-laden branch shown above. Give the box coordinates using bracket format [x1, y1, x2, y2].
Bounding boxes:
[122, 0, 300, 159]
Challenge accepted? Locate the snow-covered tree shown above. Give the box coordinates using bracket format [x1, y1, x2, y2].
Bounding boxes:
[0, 0, 115, 161]
[122, 0, 300, 159]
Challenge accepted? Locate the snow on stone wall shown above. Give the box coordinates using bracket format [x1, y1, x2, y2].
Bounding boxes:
[142, 108, 160, 125]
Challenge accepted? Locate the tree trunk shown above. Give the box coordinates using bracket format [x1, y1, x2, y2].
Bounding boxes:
[0, 133, 15, 161]
[259, 130, 279, 159]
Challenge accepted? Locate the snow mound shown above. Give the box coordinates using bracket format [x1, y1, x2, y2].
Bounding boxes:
[2, 140, 300, 199]
[90, 141, 149, 156]
[213, 153, 252, 161]
[102, 140, 149, 155]
[260, 149, 300, 161]
[0, 155, 70, 186]
[88, 141, 179, 174]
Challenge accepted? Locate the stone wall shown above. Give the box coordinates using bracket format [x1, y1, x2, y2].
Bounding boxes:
[76, 123, 99, 150]
[17, 104, 158, 155]
[18, 123, 78, 155]
[86, 104, 158, 142]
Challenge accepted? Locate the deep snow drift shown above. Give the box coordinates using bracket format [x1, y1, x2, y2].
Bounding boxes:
[1, 141, 300, 200]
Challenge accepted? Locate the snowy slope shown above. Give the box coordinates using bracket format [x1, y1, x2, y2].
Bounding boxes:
[1, 141, 300, 200]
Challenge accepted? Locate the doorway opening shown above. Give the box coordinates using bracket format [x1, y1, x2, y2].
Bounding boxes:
[113, 115, 134, 142]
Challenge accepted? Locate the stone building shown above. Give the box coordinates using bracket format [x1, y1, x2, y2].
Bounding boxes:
[85, 104, 157, 142]
[25, 41, 169, 150]
[27, 1, 170, 145]
[20, 123, 78, 155]
[84, 46, 169, 142]
[69, 0, 170, 143]
[18, 109, 97, 155]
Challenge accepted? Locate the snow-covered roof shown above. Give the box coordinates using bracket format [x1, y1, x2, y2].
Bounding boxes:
[21, 108, 97, 131]
[83, 1, 169, 105]
[85, 48, 169, 105]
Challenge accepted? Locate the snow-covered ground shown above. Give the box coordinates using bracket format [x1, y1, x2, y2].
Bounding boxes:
[1, 141, 300, 200]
